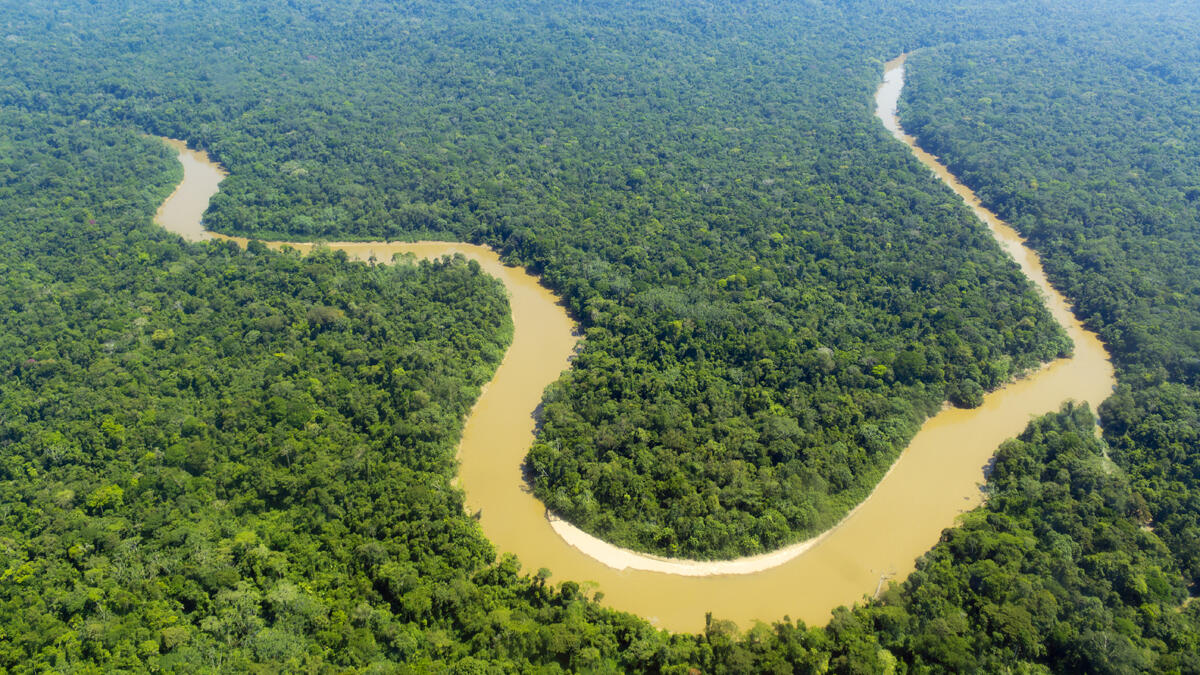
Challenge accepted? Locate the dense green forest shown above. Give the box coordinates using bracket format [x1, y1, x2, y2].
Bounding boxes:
[1, 0, 1200, 671]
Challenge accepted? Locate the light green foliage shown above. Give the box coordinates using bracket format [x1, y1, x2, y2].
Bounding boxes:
[85, 484, 124, 513]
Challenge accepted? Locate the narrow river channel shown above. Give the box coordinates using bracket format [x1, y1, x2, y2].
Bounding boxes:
[152, 56, 1114, 632]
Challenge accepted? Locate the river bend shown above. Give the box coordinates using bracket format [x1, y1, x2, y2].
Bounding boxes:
[152, 56, 1114, 632]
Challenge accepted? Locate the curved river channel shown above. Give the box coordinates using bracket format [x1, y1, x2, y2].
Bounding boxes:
[153, 56, 1114, 633]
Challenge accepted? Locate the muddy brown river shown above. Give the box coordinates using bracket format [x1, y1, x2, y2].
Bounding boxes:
[153, 57, 1114, 632]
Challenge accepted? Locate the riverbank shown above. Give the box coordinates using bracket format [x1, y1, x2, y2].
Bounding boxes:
[529, 56, 1115, 582]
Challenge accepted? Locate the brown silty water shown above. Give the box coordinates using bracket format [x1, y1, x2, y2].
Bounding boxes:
[153, 65, 1114, 633]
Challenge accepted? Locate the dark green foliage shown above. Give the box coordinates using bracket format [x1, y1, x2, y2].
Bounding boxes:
[1104, 384, 1200, 588]
[945, 378, 984, 409]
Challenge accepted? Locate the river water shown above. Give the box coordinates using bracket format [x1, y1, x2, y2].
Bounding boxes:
[152, 56, 1114, 632]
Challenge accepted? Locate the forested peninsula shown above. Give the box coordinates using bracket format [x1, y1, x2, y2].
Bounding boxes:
[1, 0, 1199, 671]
